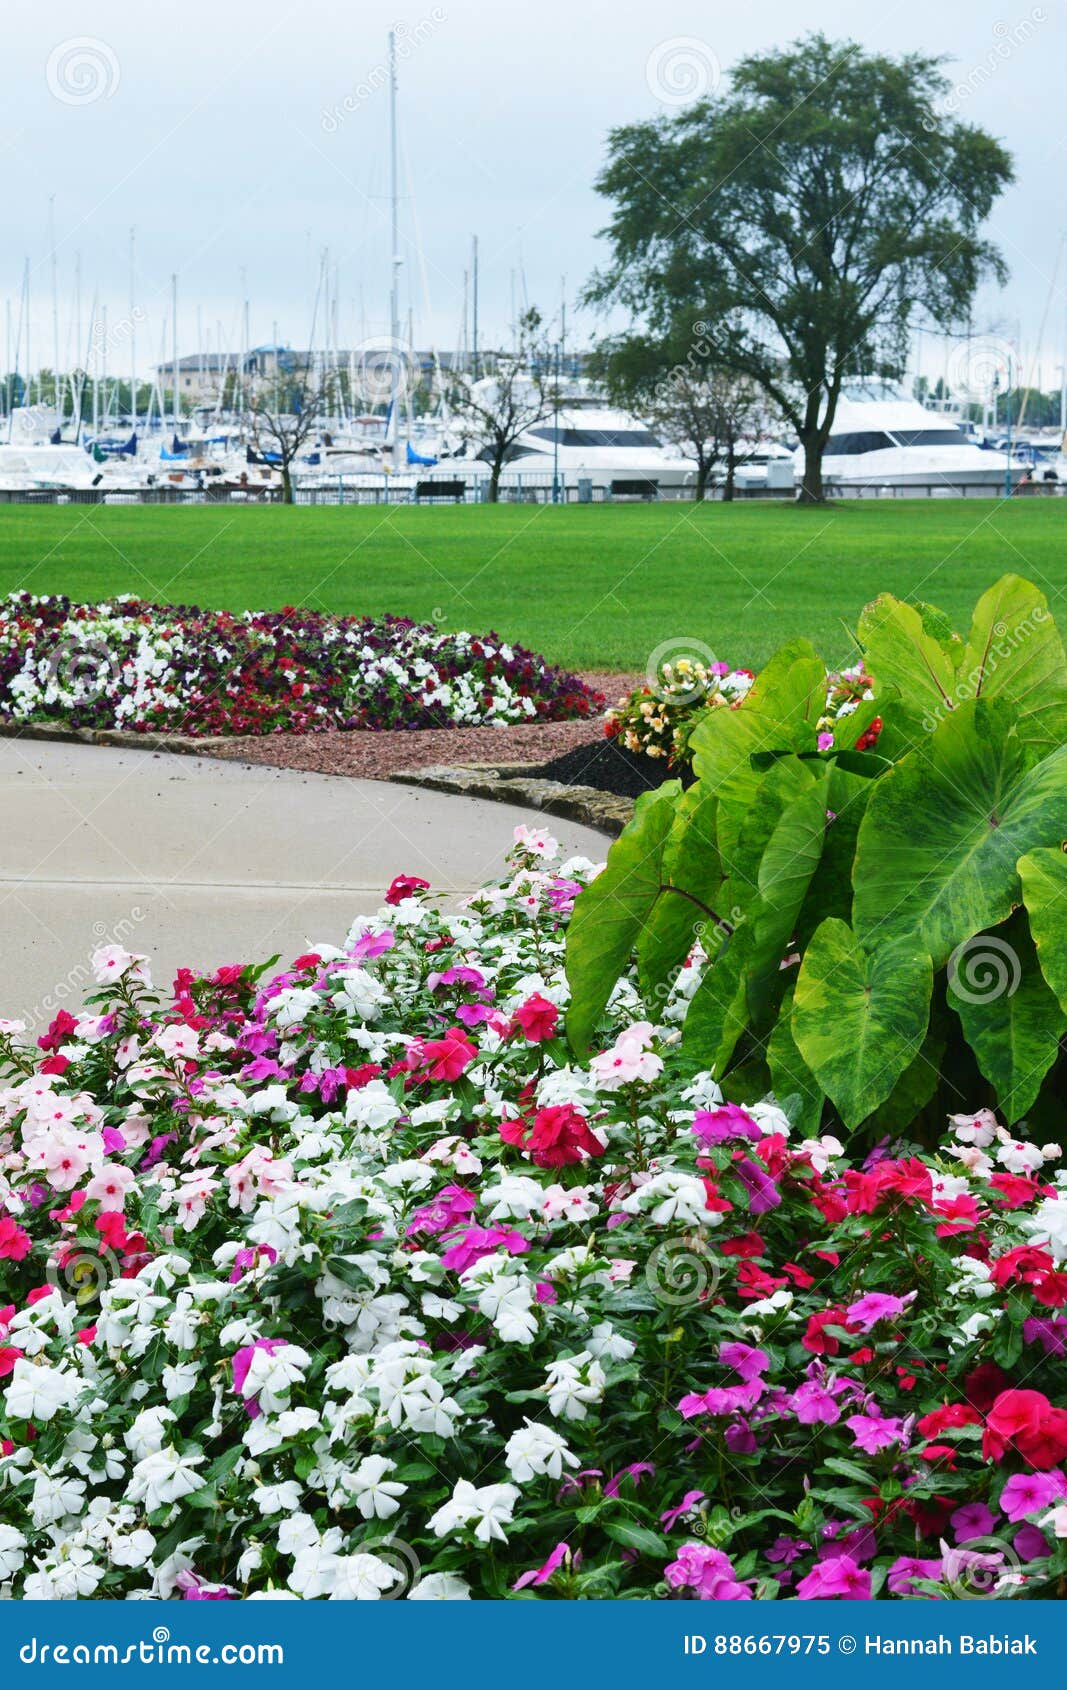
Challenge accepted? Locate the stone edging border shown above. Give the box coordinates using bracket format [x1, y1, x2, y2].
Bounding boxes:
[388, 761, 633, 837]
[0, 720, 229, 755]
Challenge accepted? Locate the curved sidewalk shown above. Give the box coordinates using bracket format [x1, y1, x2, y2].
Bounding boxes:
[0, 739, 609, 1030]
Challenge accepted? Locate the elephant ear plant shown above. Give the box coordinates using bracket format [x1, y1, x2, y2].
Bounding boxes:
[566, 574, 1067, 1142]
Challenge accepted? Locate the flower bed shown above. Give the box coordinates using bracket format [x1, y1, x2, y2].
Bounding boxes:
[604, 658, 880, 769]
[0, 594, 603, 738]
[0, 831, 1066, 1601]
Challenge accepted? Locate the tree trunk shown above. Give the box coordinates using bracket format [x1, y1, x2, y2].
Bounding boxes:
[693, 460, 709, 502]
[797, 435, 825, 504]
[281, 464, 294, 504]
[723, 450, 737, 502]
[488, 467, 501, 503]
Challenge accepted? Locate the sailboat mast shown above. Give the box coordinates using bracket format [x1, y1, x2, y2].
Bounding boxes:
[389, 30, 401, 350]
[171, 273, 179, 430]
[49, 197, 60, 422]
[129, 228, 137, 428]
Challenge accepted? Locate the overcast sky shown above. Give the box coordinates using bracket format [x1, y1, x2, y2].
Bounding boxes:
[5, 0, 1065, 391]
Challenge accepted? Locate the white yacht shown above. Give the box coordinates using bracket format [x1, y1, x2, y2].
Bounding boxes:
[810, 381, 1029, 492]
[0, 444, 105, 493]
[438, 379, 698, 495]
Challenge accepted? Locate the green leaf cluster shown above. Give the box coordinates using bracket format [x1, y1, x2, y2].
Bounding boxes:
[566, 575, 1067, 1138]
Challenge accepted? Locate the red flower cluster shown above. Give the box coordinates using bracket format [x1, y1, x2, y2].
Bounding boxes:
[500, 1104, 604, 1168]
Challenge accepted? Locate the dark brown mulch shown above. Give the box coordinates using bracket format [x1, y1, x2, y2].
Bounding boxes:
[532, 737, 690, 799]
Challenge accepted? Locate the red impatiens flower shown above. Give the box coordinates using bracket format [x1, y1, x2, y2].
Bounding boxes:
[0, 1217, 32, 1261]
[512, 993, 559, 1044]
[385, 874, 430, 906]
[916, 1402, 983, 1438]
[500, 1105, 604, 1169]
[982, 1387, 1067, 1470]
[36, 1010, 78, 1053]
[409, 1027, 477, 1084]
[802, 1306, 850, 1356]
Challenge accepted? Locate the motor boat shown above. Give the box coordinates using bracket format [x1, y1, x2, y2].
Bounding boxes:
[810, 381, 1029, 492]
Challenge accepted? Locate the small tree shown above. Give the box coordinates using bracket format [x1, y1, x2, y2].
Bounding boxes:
[586, 36, 1013, 503]
[591, 323, 765, 499]
[242, 370, 338, 503]
[446, 309, 554, 501]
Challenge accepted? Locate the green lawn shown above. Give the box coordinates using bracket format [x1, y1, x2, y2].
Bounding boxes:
[1, 498, 1064, 672]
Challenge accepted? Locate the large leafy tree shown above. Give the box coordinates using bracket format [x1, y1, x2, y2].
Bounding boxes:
[586, 36, 1013, 502]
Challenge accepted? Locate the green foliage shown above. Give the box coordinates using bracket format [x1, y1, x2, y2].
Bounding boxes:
[566, 574, 1067, 1140]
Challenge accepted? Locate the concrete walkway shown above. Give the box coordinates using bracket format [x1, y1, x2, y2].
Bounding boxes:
[0, 740, 609, 1030]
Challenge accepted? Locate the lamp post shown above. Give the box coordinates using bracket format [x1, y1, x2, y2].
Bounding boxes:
[551, 341, 562, 505]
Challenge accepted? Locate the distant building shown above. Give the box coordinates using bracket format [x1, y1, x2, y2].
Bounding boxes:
[157, 345, 590, 408]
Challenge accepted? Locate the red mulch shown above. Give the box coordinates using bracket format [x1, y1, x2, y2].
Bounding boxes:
[197, 673, 642, 781]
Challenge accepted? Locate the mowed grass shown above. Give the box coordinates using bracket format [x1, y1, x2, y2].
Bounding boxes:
[1, 498, 1065, 672]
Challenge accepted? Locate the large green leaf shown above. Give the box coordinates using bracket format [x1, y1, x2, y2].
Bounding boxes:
[745, 773, 831, 1027]
[717, 755, 819, 926]
[795, 763, 875, 948]
[858, 593, 962, 746]
[959, 575, 1067, 756]
[766, 987, 824, 1138]
[690, 638, 826, 857]
[683, 918, 757, 1074]
[565, 782, 681, 1052]
[852, 697, 1067, 969]
[1019, 847, 1067, 1015]
[637, 784, 721, 999]
[946, 911, 1065, 1123]
[793, 918, 933, 1130]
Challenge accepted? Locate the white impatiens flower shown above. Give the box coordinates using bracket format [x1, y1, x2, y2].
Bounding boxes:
[619, 1169, 715, 1229]
[504, 1419, 578, 1484]
[345, 1455, 407, 1520]
[240, 1344, 310, 1414]
[0, 1525, 27, 1579]
[124, 1406, 177, 1460]
[408, 1571, 472, 1600]
[127, 1447, 205, 1511]
[4, 1360, 79, 1423]
[543, 1352, 607, 1421]
[427, 1479, 519, 1544]
[328, 1553, 399, 1600]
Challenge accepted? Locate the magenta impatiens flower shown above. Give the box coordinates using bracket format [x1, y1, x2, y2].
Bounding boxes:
[846, 1408, 905, 1453]
[845, 1290, 914, 1331]
[795, 1554, 871, 1600]
[512, 1542, 571, 1590]
[949, 1500, 997, 1544]
[719, 1341, 769, 1381]
[788, 1380, 841, 1425]
[886, 1555, 943, 1596]
[660, 1490, 706, 1531]
[1000, 1470, 1066, 1522]
[665, 1543, 751, 1600]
